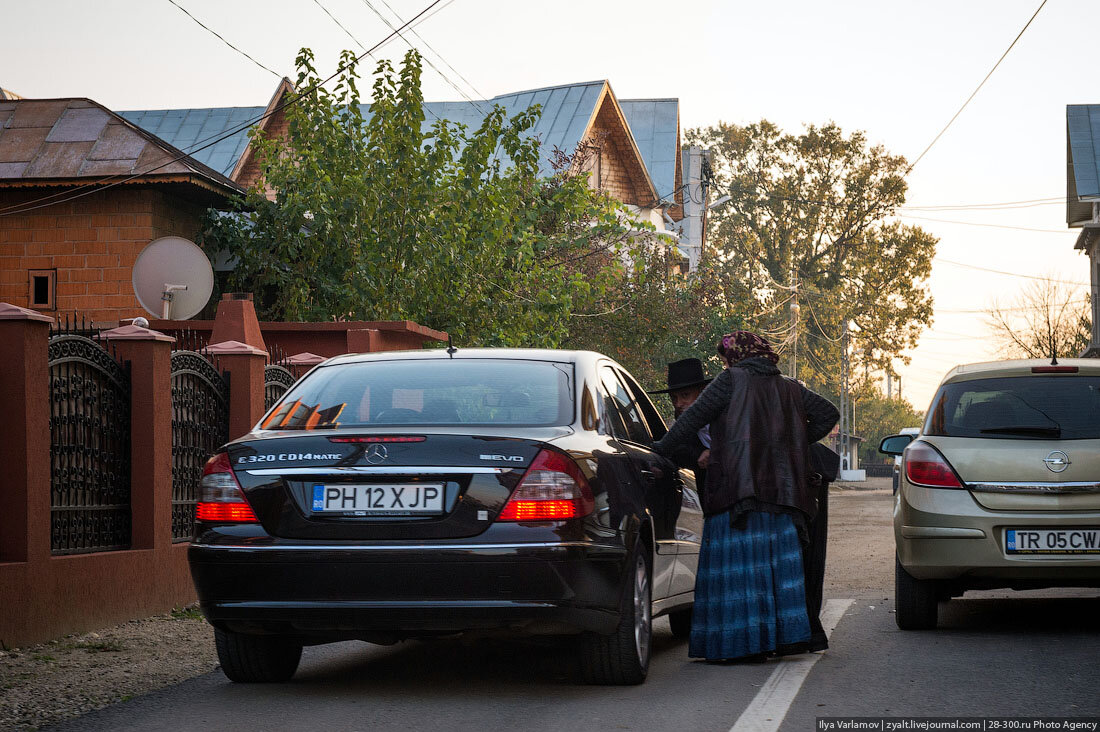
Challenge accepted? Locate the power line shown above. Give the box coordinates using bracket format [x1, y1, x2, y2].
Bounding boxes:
[935, 258, 1090, 286]
[902, 198, 1062, 211]
[0, 0, 447, 219]
[899, 213, 1067, 233]
[907, 0, 1047, 172]
[312, 0, 369, 52]
[166, 0, 281, 78]
[361, 0, 487, 112]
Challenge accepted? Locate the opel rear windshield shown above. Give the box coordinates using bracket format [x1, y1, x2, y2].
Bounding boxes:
[924, 375, 1100, 440]
[264, 359, 574, 429]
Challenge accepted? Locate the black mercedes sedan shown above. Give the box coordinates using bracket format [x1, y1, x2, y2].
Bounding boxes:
[189, 349, 702, 685]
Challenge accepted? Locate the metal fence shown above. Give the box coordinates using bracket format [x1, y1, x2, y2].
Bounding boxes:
[863, 463, 895, 478]
[48, 317, 132, 555]
[264, 364, 296, 411]
[170, 347, 230, 542]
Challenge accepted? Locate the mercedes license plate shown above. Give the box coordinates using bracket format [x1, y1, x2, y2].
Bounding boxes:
[1005, 528, 1100, 555]
[311, 483, 444, 516]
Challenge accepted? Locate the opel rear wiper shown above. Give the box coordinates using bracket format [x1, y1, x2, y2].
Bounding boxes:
[980, 425, 1062, 437]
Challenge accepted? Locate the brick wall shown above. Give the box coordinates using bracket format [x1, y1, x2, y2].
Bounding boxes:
[0, 187, 207, 321]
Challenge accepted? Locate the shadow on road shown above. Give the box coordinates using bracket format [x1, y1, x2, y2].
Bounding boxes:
[937, 594, 1100, 634]
[287, 625, 688, 691]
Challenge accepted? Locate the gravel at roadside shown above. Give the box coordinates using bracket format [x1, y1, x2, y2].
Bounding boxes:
[0, 607, 216, 730]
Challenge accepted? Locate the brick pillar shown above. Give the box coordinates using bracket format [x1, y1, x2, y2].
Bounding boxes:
[205, 340, 268, 440]
[287, 351, 325, 379]
[98, 324, 175, 550]
[0, 304, 53, 563]
[209, 294, 266, 352]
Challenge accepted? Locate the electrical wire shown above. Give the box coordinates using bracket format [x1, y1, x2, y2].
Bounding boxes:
[312, 0, 368, 52]
[362, 0, 488, 113]
[899, 214, 1067, 234]
[166, 0, 281, 78]
[0, 0, 447, 219]
[935, 258, 1090, 286]
[906, 0, 1047, 172]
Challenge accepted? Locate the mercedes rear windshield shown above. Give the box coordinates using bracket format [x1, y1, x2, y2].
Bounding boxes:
[924, 375, 1100, 440]
[263, 359, 574, 429]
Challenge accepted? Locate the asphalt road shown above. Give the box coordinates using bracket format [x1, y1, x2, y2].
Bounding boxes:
[49, 489, 1100, 732]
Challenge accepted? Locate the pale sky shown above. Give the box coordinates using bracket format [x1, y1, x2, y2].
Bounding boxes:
[3, 0, 1093, 409]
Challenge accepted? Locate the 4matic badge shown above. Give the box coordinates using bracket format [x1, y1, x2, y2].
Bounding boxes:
[236, 452, 342, 464]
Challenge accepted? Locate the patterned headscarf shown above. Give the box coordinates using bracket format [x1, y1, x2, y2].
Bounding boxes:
[717, 331, 779, 366]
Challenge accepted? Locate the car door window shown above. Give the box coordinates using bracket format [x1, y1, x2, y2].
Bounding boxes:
[600, 366, 651, 445]
[615, 368, 668, 441]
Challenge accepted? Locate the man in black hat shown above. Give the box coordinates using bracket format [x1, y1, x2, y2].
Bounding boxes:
[650, 358, 713, 484]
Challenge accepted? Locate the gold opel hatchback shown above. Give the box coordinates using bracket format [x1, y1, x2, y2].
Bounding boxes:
[880, 359, 1100, 630]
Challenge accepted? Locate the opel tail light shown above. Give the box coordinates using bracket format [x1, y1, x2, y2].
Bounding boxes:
[497, 449, 595, 522]
[904, 441, 963, 489]
[196, 452, 258, 523]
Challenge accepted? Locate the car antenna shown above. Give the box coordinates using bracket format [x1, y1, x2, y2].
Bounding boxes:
[447, 334, 457, 359]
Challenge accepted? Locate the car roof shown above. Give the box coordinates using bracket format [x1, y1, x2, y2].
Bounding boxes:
[939, 358, 1100, 385]
[321, 348, 607, 369]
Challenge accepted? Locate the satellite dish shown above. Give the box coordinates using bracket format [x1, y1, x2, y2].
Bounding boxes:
[132, 236, 214, 320]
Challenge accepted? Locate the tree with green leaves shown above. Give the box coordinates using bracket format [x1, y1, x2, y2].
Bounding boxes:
[686, 121, 937, 397]
[201, 49, 637, 347]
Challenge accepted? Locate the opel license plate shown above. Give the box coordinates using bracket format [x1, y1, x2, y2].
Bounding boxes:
[311, 483, 444, 516]
[1005, 528, 1100, 555]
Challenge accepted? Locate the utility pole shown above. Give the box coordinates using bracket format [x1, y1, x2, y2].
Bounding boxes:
[789, 287, 799, 379]
[887, 371, 893, 400]
[839, 321, 849, 472]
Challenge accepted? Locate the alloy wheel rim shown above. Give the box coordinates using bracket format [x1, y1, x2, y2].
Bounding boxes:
[633, 554, 651, 664]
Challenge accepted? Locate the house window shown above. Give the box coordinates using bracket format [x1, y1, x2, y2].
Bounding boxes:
[29, 269, 56, 310]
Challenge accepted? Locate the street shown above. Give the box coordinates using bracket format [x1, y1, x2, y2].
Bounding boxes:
[47, 488, 1100, 731]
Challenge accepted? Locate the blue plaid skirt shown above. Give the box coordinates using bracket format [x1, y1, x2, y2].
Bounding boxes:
[689, 510, 811, 660]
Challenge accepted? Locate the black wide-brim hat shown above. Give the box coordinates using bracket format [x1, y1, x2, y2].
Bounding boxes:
[648, 357, 713, 394]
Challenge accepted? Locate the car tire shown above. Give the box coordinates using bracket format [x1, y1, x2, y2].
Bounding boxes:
[668, 606, 692, 639]
[895, 555, 938, 630]
[215, 628, 303, 683]
[580, 538, 651, 685]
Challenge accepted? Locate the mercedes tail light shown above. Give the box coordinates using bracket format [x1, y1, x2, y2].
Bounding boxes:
[904, 441, 963, 489]
[196, 452, 258, 523]
[497, 449, 595, 522]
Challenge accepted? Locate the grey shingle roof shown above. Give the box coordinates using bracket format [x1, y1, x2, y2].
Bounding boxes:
[117, 106, 264, 177]
[618, 99, 679, 200]
[0, 98, 239, 192]
[1066, 104, 1100, 225]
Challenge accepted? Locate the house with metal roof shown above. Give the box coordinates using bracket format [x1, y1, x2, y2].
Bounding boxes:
[1064, 104, 1100, 356]
[119, 78, 711, 269]
[0, 97, 242, 320]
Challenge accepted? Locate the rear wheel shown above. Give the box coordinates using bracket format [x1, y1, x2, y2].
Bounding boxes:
[668, 606, 692, 639]
[895, 555, 938, 630]
[215, 628, 302, 682]
[580, 539, 651, 685]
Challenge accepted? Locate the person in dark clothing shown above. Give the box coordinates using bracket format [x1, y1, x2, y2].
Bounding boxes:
[804, 442, 841, 651]
[652, 331, 839, 662]
[648, 358, 713, 487]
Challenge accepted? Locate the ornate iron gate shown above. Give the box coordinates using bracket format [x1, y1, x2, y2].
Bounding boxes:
[264, 364, 296, 410]
[48, 325, 132, 555]
[170, 350, 229, 542]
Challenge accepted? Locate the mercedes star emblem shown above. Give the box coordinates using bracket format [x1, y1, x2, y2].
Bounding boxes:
[1042, 450, 1071, 473]
[365, 444, 389, 465]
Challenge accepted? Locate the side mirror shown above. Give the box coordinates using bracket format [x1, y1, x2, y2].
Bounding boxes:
[879, 433, 915, 456]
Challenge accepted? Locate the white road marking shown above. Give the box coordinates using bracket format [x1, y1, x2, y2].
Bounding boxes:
[728, 598, 855, 732]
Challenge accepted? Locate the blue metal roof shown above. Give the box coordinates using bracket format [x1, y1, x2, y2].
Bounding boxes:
[618, 99, 679, 200]
[117, 106, 264, 177]
[117, 81, 674, 188]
